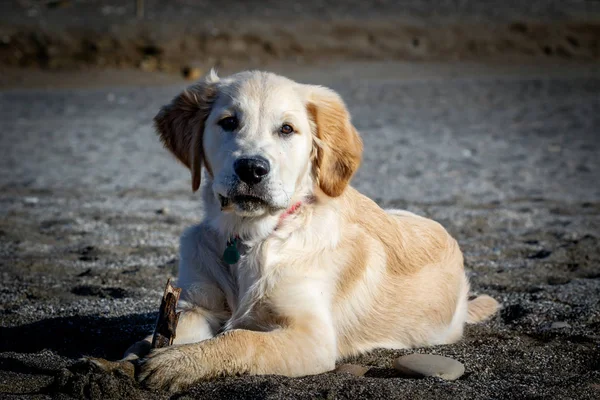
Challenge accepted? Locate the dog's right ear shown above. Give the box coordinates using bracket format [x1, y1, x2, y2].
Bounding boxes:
[154, 71, 219, 192]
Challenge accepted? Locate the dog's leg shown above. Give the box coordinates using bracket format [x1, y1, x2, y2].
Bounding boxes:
[121, 307, 219, 361]
[122, 295, 228, 360]
[124, 223, 229, 360]
[171, 306, 223, 345]
[122, 334, 153, 361]
[138, 321, 336, 392]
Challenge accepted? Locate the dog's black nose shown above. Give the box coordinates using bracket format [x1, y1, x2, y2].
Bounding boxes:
[234, 156, 270, 185]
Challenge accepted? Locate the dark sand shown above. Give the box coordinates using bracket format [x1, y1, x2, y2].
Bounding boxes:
[1, 2, 600, 398]
[1, 59, 599, 399]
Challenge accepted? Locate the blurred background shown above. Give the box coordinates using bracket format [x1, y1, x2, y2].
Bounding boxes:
[1, 1, 599, 399]
[1, 0, 600, 86]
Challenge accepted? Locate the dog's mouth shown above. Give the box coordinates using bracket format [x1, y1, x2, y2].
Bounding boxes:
[232, 195, 268, 205]
[219, 194, 231, 209]
[219, 194, 269, 213]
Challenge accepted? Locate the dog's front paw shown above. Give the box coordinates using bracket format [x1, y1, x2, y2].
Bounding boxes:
[137, 345, 204, 392]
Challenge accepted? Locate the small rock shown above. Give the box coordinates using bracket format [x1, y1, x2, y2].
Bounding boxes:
[139, 56, 158, 72]
[23, 196, 39, 205]
[333, 364, 369, 377]
[156, 207, 169, 215]
[393, 353, 465, 381]
[182, 65, 203, 81]
[550, 321, 571, 329]
[548, 144, 561, 153]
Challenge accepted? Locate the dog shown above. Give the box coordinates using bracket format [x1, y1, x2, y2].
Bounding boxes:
[126, 70, 498, 391]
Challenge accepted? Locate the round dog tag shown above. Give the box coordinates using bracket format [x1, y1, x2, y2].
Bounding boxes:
[223, 239, 240, 264]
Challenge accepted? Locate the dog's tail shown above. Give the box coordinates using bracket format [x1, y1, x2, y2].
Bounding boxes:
[466, 295, 499, 324]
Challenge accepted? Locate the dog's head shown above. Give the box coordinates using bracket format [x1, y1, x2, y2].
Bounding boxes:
[155, 70, 362, 217]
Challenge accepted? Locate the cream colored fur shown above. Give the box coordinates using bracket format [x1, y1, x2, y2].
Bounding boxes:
[127, 71, 499, 391]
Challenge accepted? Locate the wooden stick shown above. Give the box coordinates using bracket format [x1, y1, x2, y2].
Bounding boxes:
[151, 278, 182, 349]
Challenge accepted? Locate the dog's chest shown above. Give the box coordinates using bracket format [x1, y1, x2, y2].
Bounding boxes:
[222, 242, 282, 331]
[220, 228, 322, 332]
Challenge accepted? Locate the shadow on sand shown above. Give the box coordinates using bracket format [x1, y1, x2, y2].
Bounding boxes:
[0, 312, 156, 360]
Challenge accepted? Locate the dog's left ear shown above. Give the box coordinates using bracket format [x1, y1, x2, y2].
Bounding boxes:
[154, 72, 219, 192]
[307, 86, 363, 197]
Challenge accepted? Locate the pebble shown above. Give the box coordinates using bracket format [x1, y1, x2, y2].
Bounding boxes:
[23, 196, 39, 205]
[182, 65, 203, 81]
[550, 321, 571, 329]
[393, 354, 465, 381]
[548, 144, 562, 153]
[156, 207, 169, 215]
[139, 57, 158, 72]
[333, 364, 369, 377]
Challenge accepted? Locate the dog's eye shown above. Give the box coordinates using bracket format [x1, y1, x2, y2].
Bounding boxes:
[218, 116, 238, 132]
[280, 124, 294, 135]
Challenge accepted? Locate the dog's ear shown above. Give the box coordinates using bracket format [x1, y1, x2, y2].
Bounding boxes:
[154, 72, 219, 192]
[307, 86, 363, 197]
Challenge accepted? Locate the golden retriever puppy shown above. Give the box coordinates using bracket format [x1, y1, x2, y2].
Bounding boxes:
[129, 70, 498, 391]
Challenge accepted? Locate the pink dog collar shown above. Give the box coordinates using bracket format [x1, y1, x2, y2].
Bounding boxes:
[277, 201, 303, 226]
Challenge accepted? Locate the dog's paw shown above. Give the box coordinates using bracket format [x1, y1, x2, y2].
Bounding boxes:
[122, 337, 152, 361]
[137, 345, 203, 392]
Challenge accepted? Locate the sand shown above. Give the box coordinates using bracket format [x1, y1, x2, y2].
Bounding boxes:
[1, 59, 599, 398]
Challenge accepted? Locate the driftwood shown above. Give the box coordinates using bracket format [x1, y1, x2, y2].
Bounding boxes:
[151, 278, 182, 349]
